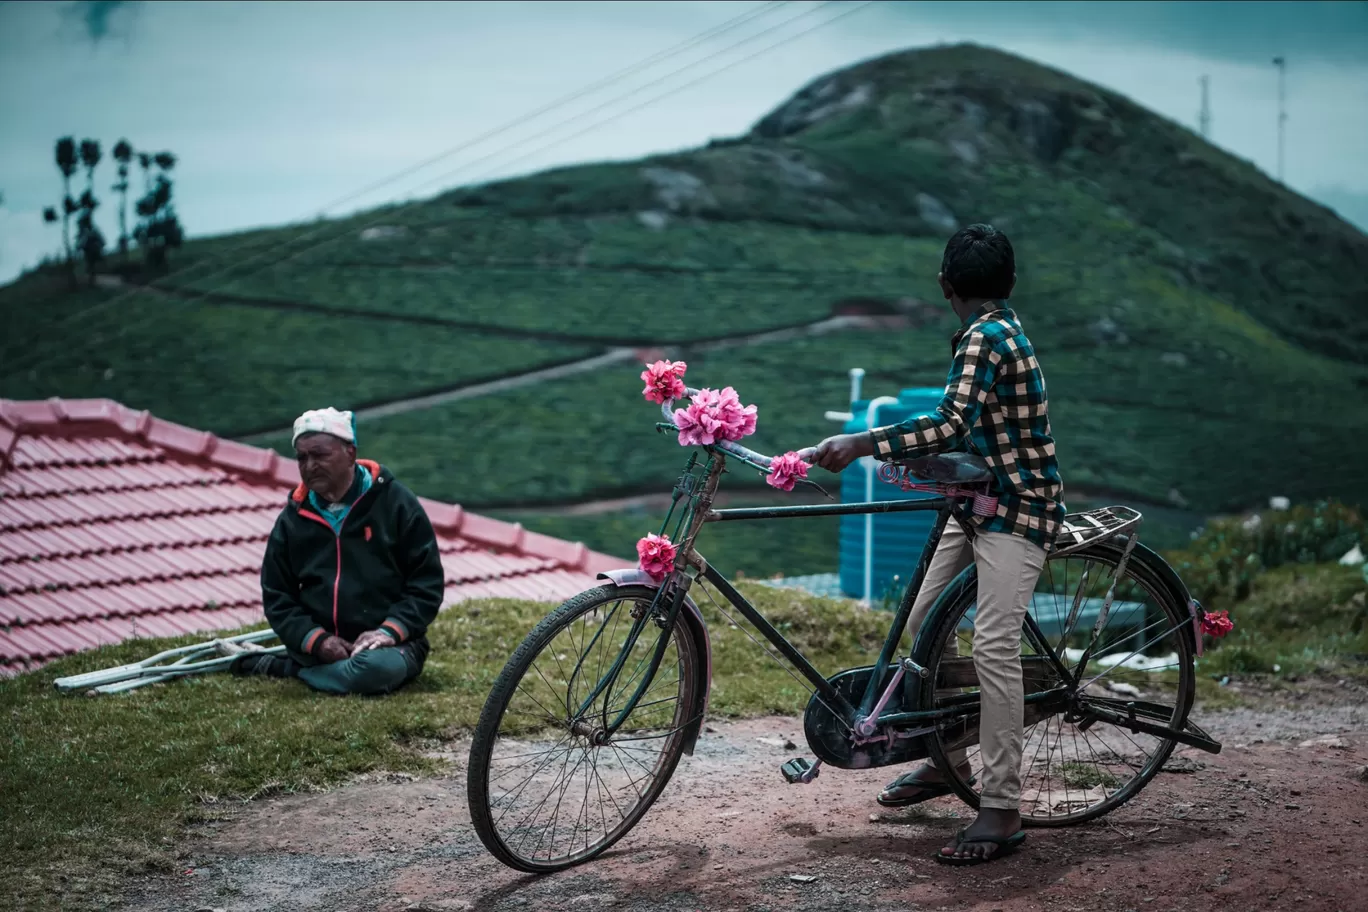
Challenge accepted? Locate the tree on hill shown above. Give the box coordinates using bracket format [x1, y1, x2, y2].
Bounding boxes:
[76, 139, 105, 281]
[133, 151, 183, 269]
[111, 139, 133, 257]
[53, 137, 78, 268]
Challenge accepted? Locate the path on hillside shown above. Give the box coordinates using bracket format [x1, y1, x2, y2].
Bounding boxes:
[218, 306, 896, 436]
[129, 679, 1367, 912]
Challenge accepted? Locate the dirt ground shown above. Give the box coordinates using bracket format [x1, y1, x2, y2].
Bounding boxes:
[131, 679, 1368, 912]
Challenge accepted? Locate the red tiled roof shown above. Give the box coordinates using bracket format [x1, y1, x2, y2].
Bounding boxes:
[0, 398, 628, 675]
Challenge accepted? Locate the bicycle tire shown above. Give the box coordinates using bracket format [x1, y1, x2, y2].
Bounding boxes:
[920, 539, 1196, 827]
[467, 584, 700, 872]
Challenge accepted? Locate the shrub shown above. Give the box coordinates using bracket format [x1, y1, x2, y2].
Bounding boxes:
[1169, 500, 1365, 608]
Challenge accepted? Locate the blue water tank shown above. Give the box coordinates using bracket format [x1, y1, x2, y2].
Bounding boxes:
[837, 388, 945, 605]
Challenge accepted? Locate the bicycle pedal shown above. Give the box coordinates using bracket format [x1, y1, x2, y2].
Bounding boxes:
[781, 757, 821, 784]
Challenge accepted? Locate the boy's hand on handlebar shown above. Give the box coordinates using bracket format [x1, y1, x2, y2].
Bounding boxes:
[812, 433, 875, 473]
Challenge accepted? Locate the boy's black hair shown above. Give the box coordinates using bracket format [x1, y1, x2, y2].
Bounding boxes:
[940, 223, 1015, 300]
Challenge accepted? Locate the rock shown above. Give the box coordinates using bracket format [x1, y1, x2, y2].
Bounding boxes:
[753, 76, 874, 138]
[916, 193, 958, 232]
[789, 873, 819, 883]
[360, 226, 406, 242]
[757, 737, 787, 747]
[1269, 496, 1291, 511]
[1163, 757, 1205, 774]
[1339, 543, 1364, 566]
[1107, 682, 1143, 698]
[784, 739, 797, 750]
[1011, 98, 1068, 162]
[1090, 315, 1129, 346]
[1356, 765, 1368, 782]
[1160, 352, 1188, 368]
[640, 167, 717, 213]
[1242, 513, 1263, 532]
[948, 139, 980, 165]
[1298, 735, 1347, 749]
[636, 210, 669, 231]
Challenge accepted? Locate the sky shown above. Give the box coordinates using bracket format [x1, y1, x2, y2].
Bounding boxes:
[1, 0, 1366, 285]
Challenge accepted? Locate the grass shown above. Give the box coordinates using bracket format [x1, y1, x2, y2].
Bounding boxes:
[0, 583, 885, 911]
[4, 544, 1364, 908]
[0, 275, 595, 438]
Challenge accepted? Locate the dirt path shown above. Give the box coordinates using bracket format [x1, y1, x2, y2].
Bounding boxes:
[130, 681, 1367, 912]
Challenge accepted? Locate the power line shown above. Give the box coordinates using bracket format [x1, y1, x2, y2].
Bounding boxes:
[6, 1, 795, 365]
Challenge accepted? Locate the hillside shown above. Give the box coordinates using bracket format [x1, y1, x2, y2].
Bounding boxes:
[3, 43, 1366, 575]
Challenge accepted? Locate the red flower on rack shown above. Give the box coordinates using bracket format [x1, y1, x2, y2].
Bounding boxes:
[766, 451, 811, 492]
[1200, 609, 1234, 638]
[636, 533, 678, 582]
[641, 360, 688, 404]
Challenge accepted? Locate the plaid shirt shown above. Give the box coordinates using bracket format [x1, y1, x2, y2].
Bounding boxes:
[869, 303, 1065, 550]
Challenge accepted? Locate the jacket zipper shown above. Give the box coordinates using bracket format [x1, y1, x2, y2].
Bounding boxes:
[297, 479, 380, 639]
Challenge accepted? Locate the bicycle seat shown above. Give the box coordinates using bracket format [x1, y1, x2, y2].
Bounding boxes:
[899, 452, 993, 485]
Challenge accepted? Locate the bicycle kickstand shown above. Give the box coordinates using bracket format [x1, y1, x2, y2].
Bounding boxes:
[781, 757, 822, 784]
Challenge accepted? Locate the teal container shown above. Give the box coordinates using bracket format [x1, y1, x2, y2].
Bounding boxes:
[837, 388, 944, 605]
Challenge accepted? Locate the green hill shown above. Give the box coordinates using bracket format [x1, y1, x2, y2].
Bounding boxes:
[4, 43, 1366, 575]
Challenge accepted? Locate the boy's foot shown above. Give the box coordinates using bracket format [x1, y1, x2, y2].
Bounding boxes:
[230, 653, 299, 679]
[935, 807, 1024, 865]
[876, 762, 975, 807]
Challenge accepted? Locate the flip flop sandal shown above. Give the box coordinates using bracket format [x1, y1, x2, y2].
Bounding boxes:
[876, 771, 977, 808]
[933, 828, 1027, 866]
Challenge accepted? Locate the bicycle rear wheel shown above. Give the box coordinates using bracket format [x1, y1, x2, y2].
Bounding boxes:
[921, 540, 1195, 826]
[467, 585, 699, 872]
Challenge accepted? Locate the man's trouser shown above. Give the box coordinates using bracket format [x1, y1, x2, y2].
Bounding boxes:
[291, 640, 427, 696]
[907, 520, 1048, 810]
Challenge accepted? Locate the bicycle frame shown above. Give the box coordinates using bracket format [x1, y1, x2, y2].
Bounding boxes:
[584, 446, 1076, 745]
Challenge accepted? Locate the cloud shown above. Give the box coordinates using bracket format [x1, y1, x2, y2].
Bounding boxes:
[63, 0, 140, 44]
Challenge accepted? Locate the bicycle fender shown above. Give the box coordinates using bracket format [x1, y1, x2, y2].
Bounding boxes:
[596, 570, 712, 756]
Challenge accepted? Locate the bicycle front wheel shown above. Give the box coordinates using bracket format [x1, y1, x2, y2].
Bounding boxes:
[921, 540, 1196, 826]
[467, 585, 700, 872]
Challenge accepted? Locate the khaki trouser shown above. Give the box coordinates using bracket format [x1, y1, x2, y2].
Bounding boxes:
[906, 520, 1048, 810]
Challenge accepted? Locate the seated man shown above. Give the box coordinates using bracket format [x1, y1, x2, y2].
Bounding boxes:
[231, 407, 445, 695]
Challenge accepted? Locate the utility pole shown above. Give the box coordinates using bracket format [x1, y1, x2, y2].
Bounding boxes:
[1273, 56, 1287, 183]
[1198, 75, 1211, 139]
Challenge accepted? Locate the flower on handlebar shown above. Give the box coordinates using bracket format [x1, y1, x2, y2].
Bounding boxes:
[1200, 609, 1234, 638]
[673, 387, 758, 447]
[766, 451, 811, 492]
[641, 360, 688, 405]
[636, 533, 678, 582]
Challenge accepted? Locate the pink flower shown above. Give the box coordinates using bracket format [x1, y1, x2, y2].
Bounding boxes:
[636, 533, 678, 582]
[714, 387, 758, 442]
[1201, 610, 1234, 638]
[671, 387, 758, 447]
[641, 360, 688, 404]
[766, 451, 811, 492]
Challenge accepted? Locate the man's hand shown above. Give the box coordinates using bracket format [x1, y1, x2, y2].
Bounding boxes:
[317, 635, 352, 664]
[350, 629, 395, 656]
[812, 433, 875, 473]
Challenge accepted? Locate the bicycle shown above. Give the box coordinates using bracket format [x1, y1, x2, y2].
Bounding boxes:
[466, 382, 1224, 873]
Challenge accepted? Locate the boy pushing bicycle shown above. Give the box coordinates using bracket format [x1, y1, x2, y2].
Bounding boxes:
[811, 224, 1066, 866]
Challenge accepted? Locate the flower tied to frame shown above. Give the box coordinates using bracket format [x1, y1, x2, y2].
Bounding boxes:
[636, 533, 678, 583]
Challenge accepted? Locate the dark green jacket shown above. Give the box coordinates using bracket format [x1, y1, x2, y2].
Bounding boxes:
[260, 460, 444, 657]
